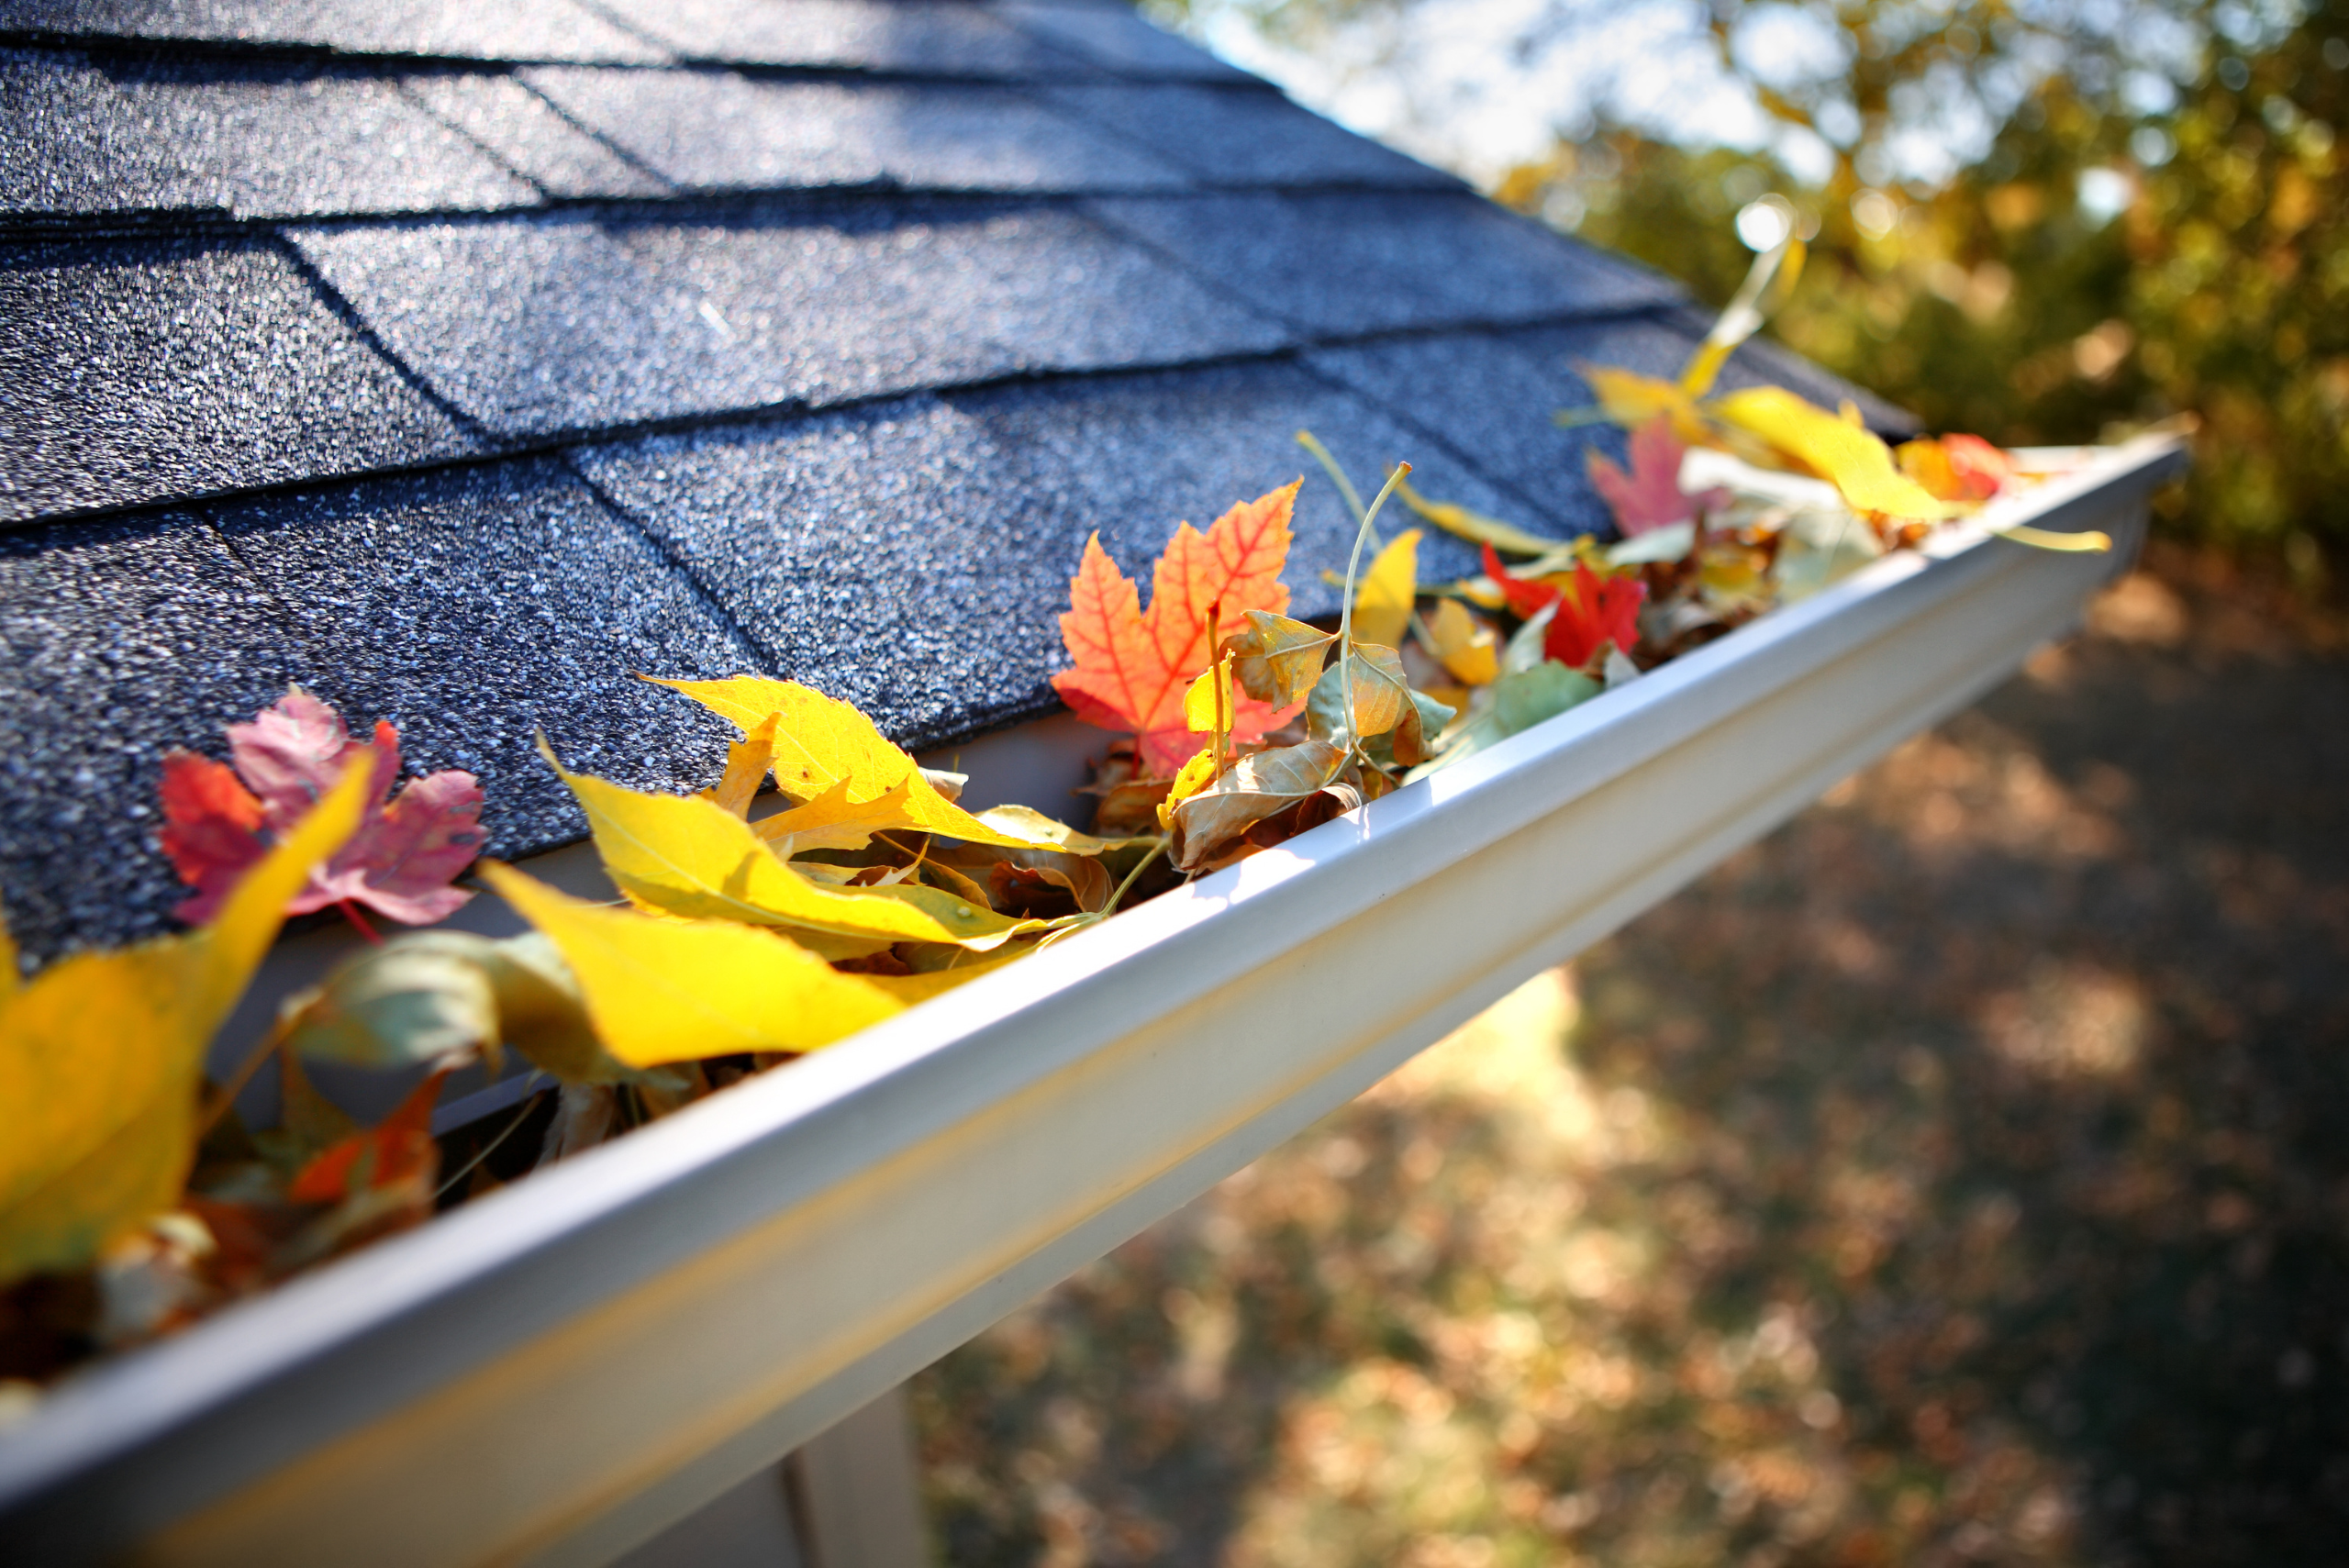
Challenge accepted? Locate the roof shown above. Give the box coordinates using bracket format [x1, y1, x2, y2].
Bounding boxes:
[0, 0, 1904, 964]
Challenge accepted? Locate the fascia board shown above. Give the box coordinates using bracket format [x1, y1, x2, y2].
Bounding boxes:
[0, 436, 2187, 1568]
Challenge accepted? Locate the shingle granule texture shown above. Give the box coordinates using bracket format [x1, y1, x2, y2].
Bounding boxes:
[1089, 190, 1680, 336]
[0, 236, 483, 524]
[397, 72, 670, 201]
[520, 69, 1187, 195]
[584, 0, 1085, 78]
[0, 52, 541, 220]
[1041, 83, 1457, 189]
[990, 0, 1254, 80]
[293, 204, 1294, 437]
[0, 512, 316, 962]
[572, 361, 1521, 750]
[0, 0, 670, 64]
[208, 459, 763, 868]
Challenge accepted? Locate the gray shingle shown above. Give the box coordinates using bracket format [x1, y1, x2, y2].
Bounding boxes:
[209, 459, 762, 866]
[399, 71, 670, 200]
[293, 203, 1293, 437]
[1041, 83, 1457, 189]
[0, 512, 316, 960]
[1090, 190, 1680, 339]
[520, 67, 1186, 195]
[0, 235, 484, 523]
[1307, 317, 1916, 537]
[0, 0, 669, 65]
[0, 48, 150, 218]
[571, 361, 1517, 751]
[0, 50, 542, 221]
[990, 0, 1250, 80]
[585, 0, 1081, 77]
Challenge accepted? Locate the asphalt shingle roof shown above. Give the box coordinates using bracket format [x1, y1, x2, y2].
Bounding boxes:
[0, 0, 1904, 962]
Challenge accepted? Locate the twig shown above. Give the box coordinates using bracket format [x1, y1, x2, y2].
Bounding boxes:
[196, 1013, 295, 1141]
[432, 1073, 547, 1200]
[1336, 463, 1413, 760]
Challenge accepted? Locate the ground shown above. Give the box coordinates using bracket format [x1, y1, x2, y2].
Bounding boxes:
[912, 545, 2349, 1568]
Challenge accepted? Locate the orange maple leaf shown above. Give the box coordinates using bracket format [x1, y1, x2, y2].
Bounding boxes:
[1052, 483, 1303, 775]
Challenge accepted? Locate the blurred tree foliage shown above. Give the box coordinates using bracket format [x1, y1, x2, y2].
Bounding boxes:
[1493, 0, 2345, 579]
[1158, 0, 2345, 579]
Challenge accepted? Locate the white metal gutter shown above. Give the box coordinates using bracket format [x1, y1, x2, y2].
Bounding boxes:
[0, 437, 2185, 1567]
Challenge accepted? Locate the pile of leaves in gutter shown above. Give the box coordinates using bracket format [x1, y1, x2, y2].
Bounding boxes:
[0, 243, 2103, 1402]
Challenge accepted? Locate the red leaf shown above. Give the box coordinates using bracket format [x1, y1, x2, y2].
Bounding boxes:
[1585, 416, 1728, 538]
[161, 687, 484, 926]
[1482, 542, 1561, 621]
[1052, 484, 1303, 775]
[1544, 562, 1647, 671]
[289, 1065, 451, 1206]
[1482, 547, 1645, 671]
[159, 751, 268, 922]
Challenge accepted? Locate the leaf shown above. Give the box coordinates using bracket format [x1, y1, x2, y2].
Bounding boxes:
[1675, 236, 1804, 398]
[1606, 521, 1698, 566]
[283, 930, 618, 1084]
[546, 747, 1036, 951]
[966, 805, 1134, 857]
[699, 714, 779, 818]
[1219, 610, 1336, 710]
[289, 1066, 451, 1206]
[860, 947, 1033, 1006]
[1775, 506, 1887, 601]
[1569, 363, 1713, 447]
[1480, 547, 1644, 672]
[1586, 417, 1727, 539]
[1048, 483, 1302, 774]
[259, 1047, 360, 1176]
[1181, 660, 1236, 737]
[1712, 387, 1969, 519]
[752, 776, 932, 859]
[1154, 745, 1220, 830]
[161, 687, 483, 927]
[480, 864, 907, 1068]
[1419, 599, 1498, 687]
[1353, 528, 1420, 649]
[1307, 645, 1414, 745]
[649, 676, 1050, 850]
[1394, 474, 1568, 556]
[1409, 662, 1601, 779]
[1167, 740, 1347, 873]
[1359, 687, 1456, 770]
[0, 761, 373, 1284]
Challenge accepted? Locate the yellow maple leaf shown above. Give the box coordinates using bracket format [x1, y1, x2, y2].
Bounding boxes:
[752, 776, 932, 859]
[545, 748, 1038, 952]
[648, 676, 1051, 849]
[697, 712, 779, 818]
[480, 865, 905, 1067]
[0, 762, 372, 1284]
[1711, 387, 1969, 519]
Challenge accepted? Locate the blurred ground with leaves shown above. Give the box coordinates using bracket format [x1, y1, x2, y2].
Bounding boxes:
[913, 550, 2349, 1566]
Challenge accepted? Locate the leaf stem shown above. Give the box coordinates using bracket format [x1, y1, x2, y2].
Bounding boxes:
[1297, 430, 1372, 538]
[433, 1073, 546, 1201]
[1337, 462, 1412, 754]
[339, 898, 383, 946]
[1098, 835, 1169, 917]
[196, 1013, 295, 1142]
[1208, 603, 1229, 781]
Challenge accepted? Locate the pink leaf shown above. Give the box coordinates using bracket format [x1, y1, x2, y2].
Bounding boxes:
[160, 687, 483, 927]
[1585, 416, 1728, 538]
